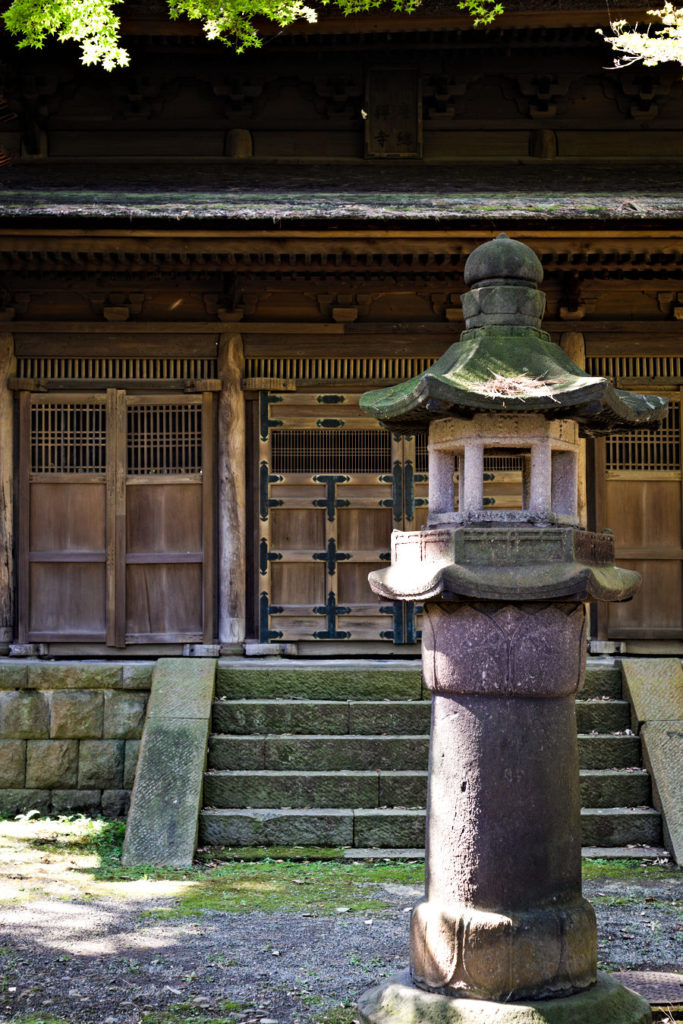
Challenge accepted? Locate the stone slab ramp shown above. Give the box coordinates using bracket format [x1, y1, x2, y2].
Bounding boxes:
[123, 658, 216, 867]
[622, 658, 683, 865]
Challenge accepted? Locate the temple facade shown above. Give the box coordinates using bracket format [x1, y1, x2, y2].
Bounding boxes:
[1, 0, 683, 659]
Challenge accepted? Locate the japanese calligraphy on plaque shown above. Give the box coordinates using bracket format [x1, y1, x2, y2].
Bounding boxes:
[365, 69, 422, 158]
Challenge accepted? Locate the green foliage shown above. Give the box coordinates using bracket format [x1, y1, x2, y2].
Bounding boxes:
[2, 0, 502, 67]
[3, 0, 129, 69]
[598, 3, 683, 70]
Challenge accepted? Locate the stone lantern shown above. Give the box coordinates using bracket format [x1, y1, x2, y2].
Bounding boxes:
[357, 235, 667, 1024]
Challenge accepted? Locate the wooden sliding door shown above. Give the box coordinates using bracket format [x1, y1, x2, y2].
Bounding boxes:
[601, 391, 683, 640]
[18, 390, 215, 646]
[257, 391, 427, 644]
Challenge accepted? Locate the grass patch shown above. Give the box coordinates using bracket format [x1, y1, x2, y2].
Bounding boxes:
[145, 859, 424, 917]
[138, 1001, 245, 1024]
[1, 816, 678, 917]
[195, 846, 346, 863]
[0, 816, 423, 914]
[582, 858, 680, 883]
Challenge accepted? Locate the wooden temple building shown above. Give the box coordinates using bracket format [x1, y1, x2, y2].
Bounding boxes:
[1, 0, 683, 661]
[1, 0, 683, 858]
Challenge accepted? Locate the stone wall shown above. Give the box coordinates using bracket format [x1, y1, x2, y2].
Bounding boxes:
[0, 661, 152, 817]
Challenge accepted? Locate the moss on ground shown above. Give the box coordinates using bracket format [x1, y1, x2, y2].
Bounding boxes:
[0, 816, 423, 914]
[0, 816, 679, 917]
[583, 858, 680, 883]
[144, 858, 424, 917]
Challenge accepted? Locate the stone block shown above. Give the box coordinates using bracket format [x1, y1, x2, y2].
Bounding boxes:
[642, 720, 683, 865]
[49, 691, 103, 739]
[578, 770, 650, 809]
[577, 735, 640, 770]
[216, 659, 422, 701]
[78, 740, 124, 789]
[199, 808, 354, 847]
[349, 701, 431, 736]
[102, 790, 130, 818]
[0, 740, 25, 787]
[28, 662, 121, 691]
[26, 740, 78, 789]
[124, 740, 141, 789]
[622, 658, 683, 727]
[354, 808, 425, 848]
[580, 807, 662, 847]
[50, 789, 101, 815]
[357, 971, 650, 1024]
[122, 717, 209, 866]
[146, 658, 215, 720]
[575, 700, 629, 734]
[262, 736, 429, 772]
[212, 699, 349, 736]
[0, 691, 49, 738]
[0, 789, 50, 816]
[207, 736, 265, 771]
[104, 692, 147, 739]
[379, 772, 428, 808]
[582, 664, 622, 699]
[203, 770, 378, 809]
[0, 662, 28, 689]
[121, 663, 154, 691]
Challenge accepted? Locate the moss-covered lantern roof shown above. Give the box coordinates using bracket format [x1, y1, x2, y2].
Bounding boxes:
[360, 234, 668, 437]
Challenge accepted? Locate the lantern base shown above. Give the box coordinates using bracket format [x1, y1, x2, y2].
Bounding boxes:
[358, 971, 651, 1024]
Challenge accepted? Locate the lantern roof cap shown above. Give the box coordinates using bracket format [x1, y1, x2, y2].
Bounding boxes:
[464, 232, 543, 287]
[360, 236, 668, 437]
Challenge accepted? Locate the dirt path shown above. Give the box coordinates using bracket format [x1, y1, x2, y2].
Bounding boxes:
[0, 820, 680, 1024]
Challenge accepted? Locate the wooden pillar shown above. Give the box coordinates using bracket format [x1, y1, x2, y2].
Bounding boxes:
[217, 333, 246, 646]
[560, 332, 587, 528]
[0, 334, 15, 645]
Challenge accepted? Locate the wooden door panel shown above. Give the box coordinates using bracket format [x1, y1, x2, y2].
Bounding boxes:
[337, 507, 392, 550]
[337, 563, 387, 604]
[126, 482, 203, 553]
[29, 563, 106, 638]
[126, 563, 203, 637]
[269, 563, 326, 606]
[608, 479, 681, 549]
[30, 482, 106, 552]
[602, 393, 682, 640]
[607, 559, 682, 635]
[270, 507, 325, 550]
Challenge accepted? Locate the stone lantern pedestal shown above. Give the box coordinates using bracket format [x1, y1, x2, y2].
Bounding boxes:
[357, 235, 667, 1024]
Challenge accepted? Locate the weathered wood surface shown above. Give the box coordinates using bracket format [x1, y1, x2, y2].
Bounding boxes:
[560, 332, 587, 528]
[0, 334, 14, 642]
[218, 334, 246, 645]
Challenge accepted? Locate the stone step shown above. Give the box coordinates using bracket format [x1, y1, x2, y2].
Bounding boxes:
[216, 659, 423, 701]
[207, 733, 642, 772]
[203, 768, 652, 810]
[581, 662, 623, 700]
[198, 805, 661, 849]
[215, 658, 621, 702]
[212, 697, 628, 736]
[575, 700, 631, 733]
[212, 699, 431, 736]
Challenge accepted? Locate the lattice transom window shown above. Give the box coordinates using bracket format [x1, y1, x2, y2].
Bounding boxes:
[271, 428, 392, 475]
[605, 400, 680, 472]
[127, 403, 203, 475]
[31, 402, 106, 474]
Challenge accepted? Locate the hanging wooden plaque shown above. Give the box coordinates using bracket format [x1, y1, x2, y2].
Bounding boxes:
[364, 68, 422, 159]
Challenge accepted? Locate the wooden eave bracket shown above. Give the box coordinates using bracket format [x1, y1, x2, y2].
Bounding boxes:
[9, 377, 223, 393]
[242, 377, 296, 392]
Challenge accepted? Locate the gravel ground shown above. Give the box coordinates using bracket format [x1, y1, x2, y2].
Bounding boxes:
[0, 874, 681, 1024]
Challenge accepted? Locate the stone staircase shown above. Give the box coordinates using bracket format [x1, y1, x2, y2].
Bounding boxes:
[199, 658, 664, 852]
